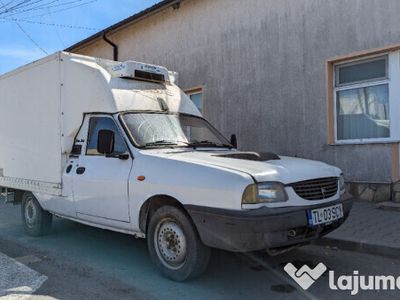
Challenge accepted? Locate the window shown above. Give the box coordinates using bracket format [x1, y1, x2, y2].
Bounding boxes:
[86, 117, 128, 155]
[334, 54, 396, 142]
[122, 113, 231, 148]
[185, 87, 203, 113]
[335, 56, 387, 86]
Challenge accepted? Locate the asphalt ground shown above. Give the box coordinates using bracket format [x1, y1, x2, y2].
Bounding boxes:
[1, 200, 400, 299]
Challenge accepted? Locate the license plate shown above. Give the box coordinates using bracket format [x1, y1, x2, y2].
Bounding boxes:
[307, 204, 344, 226]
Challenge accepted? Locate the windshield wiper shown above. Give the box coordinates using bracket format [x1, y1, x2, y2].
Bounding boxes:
[189, 140, 232, 148]
[145, 140, 232, 149]
[145, 140, 190, 147]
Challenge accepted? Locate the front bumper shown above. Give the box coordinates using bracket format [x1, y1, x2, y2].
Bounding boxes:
[185, 193, 353, 252]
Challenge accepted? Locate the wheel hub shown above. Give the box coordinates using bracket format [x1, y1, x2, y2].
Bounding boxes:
[155, 220, 187, 270]
[25, 198, 37, 228]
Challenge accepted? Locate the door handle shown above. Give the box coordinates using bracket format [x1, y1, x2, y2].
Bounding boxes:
[76, 167, 86, 175]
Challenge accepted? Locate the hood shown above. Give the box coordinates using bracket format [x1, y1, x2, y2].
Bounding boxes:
[142, 149, 341, 184]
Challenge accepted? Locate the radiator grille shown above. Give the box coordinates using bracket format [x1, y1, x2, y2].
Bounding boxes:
[291, 177, 338, 200]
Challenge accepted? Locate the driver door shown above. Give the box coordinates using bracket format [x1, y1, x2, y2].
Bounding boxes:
[73, 116, 132, 223]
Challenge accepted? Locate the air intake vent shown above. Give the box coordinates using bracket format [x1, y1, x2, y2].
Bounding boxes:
[291, 177, 338, 200]
[109, 61, 170, 83]
[134, 70, 165, 82]
[214, 152, 280, 161]
[70, 144, 82, 156]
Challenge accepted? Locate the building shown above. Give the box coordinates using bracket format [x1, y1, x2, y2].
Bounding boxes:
[67, 0, 400, 202]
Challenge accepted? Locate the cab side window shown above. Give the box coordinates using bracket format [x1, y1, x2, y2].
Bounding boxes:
[86, 117, 128, 155]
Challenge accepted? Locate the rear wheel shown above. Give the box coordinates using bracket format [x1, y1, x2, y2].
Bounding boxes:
[147, 206, 210, 281]
[21, 192, 52, 236]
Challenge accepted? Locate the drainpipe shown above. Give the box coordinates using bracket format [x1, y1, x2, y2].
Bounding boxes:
[102, 31, 118, 61]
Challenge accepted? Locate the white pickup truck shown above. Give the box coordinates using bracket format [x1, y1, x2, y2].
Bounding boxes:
[0, 52, 352, 281]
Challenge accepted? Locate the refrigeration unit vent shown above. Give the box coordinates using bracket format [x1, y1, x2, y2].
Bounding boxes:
[110, 61, 170, 83]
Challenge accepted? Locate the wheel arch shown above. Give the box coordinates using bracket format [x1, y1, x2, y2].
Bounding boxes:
[139, 194, 188, 233]
[21, 190, 53, 236]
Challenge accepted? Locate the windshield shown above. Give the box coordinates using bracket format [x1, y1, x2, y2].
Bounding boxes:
[121, 113, 232, 148]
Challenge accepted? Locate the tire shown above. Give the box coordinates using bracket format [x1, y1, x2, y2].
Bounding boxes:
[147, 206, 211, 281]
[21, 192, 52, 236]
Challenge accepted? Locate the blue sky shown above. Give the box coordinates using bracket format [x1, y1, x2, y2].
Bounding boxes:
[0, 0, 160, 74]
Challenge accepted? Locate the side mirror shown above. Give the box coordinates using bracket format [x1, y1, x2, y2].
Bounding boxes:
[97, 129, 115, 155]
[230, 134, 237, 148]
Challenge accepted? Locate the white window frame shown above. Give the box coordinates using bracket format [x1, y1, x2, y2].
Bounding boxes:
[333, 51, 400, 144]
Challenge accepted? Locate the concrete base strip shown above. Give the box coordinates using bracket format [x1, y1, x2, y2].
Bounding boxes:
[0, 252, 47, 297]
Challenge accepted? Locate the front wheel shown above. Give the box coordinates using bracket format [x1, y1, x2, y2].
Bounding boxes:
[21, 192, 52, 236]
[147, 206, 211, 281]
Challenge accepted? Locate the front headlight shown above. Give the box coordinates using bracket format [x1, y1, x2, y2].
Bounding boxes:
[242, 182, 288, 204]
[339, 173, 345, 194]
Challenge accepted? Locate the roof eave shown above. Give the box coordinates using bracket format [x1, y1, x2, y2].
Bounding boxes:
[65, 0, 180, 52]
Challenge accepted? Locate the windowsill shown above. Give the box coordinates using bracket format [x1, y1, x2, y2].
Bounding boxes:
[329, 139, 400, 146]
